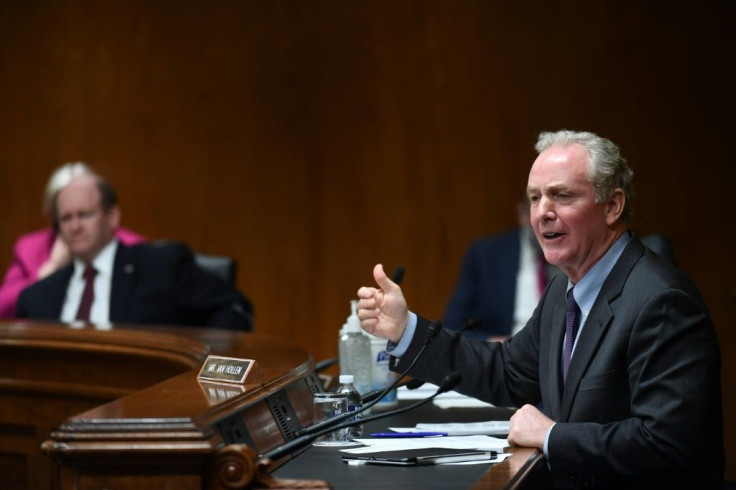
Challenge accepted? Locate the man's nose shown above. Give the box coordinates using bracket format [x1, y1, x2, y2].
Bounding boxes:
[69, 216, 82, 230]
[535, 197, 554, 221]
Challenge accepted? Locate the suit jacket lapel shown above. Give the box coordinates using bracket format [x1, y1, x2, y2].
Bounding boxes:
[47, 265, 74, 318]
[557, 237, 646, 421]
[109, 244, 136, 322]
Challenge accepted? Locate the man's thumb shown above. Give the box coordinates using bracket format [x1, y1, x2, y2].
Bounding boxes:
[373, 263, 398, 292]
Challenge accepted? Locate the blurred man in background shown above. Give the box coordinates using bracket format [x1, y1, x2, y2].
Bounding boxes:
[16, 173, 253, 330]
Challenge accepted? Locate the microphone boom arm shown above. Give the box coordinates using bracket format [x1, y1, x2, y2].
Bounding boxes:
[262, 371, 462, 463]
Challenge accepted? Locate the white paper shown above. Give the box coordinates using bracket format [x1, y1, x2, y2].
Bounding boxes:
[340, 435, 508, 454]
[397, 383, 467, 400]
[433, 397, 494, 409]
[414, 420, 510, 436]
[385, 421, 509, 436]
[397, 383, 495, 408]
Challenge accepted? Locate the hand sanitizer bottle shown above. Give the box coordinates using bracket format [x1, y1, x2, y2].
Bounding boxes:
[338, 300, 372, 395]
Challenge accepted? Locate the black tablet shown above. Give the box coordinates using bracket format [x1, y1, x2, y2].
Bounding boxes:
[342, 448, 496, 466]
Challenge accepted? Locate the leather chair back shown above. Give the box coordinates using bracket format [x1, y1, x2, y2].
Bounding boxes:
[194, 253, 238, 284]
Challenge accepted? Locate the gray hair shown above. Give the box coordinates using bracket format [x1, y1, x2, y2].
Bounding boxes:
[535, 130, 634, 223]
[45, 162, 119, 222]
[43, 162, 94, 220]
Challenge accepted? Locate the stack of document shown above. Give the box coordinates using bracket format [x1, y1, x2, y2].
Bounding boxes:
[342, 435, 507, 453]
[342, 448, 501, 466]
[393, 421, 510, 437]
[340, 433, 510, 464]
[342, 422, 508, 452]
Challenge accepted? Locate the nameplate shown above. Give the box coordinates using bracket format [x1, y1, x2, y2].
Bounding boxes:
[198, 355, 256, 384]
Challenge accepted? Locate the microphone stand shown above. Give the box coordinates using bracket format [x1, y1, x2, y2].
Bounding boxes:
[262, 371, 462, 463]
[204, 373, 461, 490]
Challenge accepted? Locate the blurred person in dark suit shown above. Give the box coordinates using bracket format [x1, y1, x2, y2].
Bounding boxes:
[444, 202, 558, 341]
[16, 173, 252, 330]
[0, 162, 144, 318]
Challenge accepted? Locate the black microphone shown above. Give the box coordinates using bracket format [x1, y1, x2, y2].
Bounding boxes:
[262, 372, 462, 462]
[391, 265, 405, 285]
[405, 378, 425, 390]
[461, 316, 482, 333]
[296, 319, 443, 437]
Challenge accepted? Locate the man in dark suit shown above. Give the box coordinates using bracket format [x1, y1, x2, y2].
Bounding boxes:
[16, 174, 253, 330]
[444, 203, 557, 341]
[357, 130, 723, 488]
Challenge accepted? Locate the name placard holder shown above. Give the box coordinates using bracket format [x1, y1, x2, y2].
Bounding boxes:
[197, 355, 261, 384]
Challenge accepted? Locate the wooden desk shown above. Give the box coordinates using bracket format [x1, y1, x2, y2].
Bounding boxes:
[1, 321, 544, 489]
[273, 401, 546, 490]
[0, 320, 322, 490]
[472, 447, 546, 490]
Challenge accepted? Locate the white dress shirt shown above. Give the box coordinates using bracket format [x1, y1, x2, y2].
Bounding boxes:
[511, 227, 542, 335]
[61, 240, 118, 327]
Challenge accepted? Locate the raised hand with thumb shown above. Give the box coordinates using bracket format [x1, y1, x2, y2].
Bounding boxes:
[356, 264, 409, 343]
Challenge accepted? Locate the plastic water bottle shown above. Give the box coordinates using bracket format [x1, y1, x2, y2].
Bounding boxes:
[338, 300, 372, 395]
[336, 374, 363, 438]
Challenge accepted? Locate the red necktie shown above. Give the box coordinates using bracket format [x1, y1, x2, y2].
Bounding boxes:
[75, 266, 97, 321]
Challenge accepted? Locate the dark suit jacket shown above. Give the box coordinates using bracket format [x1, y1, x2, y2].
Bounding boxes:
[16, 242, 253, 330]
[397, 237, 723, 488]
[444, 228, 522, 338]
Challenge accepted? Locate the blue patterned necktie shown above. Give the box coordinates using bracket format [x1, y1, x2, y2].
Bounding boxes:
[562, 288, 580, 382]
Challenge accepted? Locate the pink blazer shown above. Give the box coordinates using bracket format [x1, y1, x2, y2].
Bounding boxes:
[0, 227, 145, 318]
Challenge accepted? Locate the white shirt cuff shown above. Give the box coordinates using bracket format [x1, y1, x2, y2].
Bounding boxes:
[543, 422, 555, 469]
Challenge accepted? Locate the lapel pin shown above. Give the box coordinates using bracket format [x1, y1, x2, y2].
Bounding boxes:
[124, 264, 134, 274]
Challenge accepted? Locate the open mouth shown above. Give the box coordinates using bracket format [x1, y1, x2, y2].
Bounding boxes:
[543, 232, 564, 240]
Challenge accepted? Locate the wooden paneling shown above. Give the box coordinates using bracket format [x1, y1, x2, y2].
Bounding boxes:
[0, 1, 733, 479]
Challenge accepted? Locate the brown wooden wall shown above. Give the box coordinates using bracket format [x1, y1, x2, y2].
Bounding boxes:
[1, 1, 734, 479]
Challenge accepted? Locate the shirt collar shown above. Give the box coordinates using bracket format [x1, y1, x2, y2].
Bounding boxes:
[568, 231, 631, 314]
[72, 239, 118, 278]
[521, 225, 541, 250]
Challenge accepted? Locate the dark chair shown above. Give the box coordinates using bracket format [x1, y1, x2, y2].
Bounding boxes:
[641, 233, 676, 265]
[194, 253, 238, 284]
[151, 240, 238, 284]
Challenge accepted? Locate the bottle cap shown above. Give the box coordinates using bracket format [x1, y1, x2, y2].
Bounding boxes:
[339, 374, 354, 384]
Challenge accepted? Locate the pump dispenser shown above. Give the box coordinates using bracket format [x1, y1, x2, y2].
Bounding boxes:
[345, 300, 361, 332]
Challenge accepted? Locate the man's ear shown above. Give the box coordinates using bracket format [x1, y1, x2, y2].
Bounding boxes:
[107, 205, 121, 230]
[605, 189, 625, 225]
